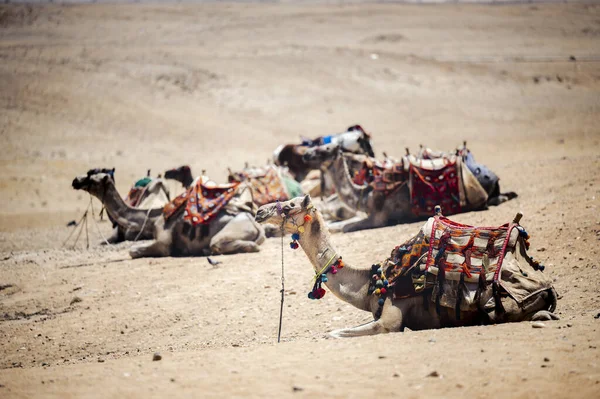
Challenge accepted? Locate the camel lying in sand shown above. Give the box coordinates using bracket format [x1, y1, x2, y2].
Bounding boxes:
[82, 168, 170, 243]
[303, 145, 516, 233]
[72, 169, 265, 258]
[256, 196, 558, 338]
[273, 124, 375, 182]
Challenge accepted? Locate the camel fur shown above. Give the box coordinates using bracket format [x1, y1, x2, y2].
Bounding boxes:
[255, 196, 557, 338]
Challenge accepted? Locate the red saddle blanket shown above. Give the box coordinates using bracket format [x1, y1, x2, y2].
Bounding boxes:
[163, 179, 240, 225]
[409, 159, 461, 217]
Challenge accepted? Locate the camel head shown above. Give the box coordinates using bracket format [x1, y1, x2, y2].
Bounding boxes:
[164, 165, 193, 188]
[255, 195, 314, 234]
[164, 165, 191, 183]
[72, 168, 115, 198]
[348, 124, 375, 158]
[302, 144, 342, 168]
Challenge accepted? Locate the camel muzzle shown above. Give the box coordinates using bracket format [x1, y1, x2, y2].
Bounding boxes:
[72, 177, 89, 190]
[255, 207, 274, 224]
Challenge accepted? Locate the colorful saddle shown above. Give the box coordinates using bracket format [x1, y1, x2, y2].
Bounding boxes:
[163, 177, 240, 225]
[231, 166, 290, 206]
[377, 213, 551, 318]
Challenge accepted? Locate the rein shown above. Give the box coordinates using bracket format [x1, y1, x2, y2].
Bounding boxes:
[277, 202, 285, 343]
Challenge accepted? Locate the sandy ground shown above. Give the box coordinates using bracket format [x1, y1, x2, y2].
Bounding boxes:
[1, 2, 600, 398]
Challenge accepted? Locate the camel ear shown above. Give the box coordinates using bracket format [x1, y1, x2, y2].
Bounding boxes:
[301, 194, 311, 209]
[102, 175, 110, 183]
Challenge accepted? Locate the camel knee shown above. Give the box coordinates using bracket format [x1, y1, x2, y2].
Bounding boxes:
[531, 310, 559, 321]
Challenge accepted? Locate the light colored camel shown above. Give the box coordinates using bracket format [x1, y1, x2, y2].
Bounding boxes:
[72, 170, 266, 258]
[303, 145, 497, 233]
[255, 196, 558, 338]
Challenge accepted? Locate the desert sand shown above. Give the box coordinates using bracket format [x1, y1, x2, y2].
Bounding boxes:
[0, 2, 599, 398]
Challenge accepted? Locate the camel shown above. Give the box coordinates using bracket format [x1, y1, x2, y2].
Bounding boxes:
[255, 196, 558, 338]
[272, 124, 375, 182]
[72, 169, 266, 257]
[164, 165, 195, 189]
[303, 145, 515, 233]
[82, 168, 170, 243]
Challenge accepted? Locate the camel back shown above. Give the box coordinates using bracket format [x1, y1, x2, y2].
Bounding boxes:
[380, 215, 553, 317]
[163, 178, 241, 225]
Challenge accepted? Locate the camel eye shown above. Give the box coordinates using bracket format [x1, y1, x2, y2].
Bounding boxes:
[289, 203, 295, 207]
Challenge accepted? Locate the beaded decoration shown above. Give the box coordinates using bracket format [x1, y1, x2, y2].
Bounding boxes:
[308, 257, 344, 300]
[289, 206, 314, 250]
[367, 263, 388, 319]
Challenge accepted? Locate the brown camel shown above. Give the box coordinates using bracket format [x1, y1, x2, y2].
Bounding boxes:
[72, 169, 265, 258]
[255, 196, 558, 338]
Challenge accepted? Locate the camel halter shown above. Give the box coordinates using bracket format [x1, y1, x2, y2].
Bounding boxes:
[275, 200, 317, 343]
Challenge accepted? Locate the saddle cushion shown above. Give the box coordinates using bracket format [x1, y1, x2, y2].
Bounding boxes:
[163, 178, 240, 225]
[409, 159, 462, 217]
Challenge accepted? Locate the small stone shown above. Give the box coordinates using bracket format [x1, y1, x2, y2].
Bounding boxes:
[152, 352, 162, 361]
[378, 355, 386, 359]
[393, 373, 399, 378]
[170, 378, 175, 383]
[98, 358, 105, 363]
[567, 323, 573, 328]
[544, 357, 550, 362]
[531, 322, 546, 328]
[427, 371, 440, 378]
[456, 383, 464, 388]
[292, 386, 304, 392]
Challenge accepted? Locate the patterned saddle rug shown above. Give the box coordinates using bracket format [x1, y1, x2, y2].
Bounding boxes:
[378, 214, 552, 317]
[163, 177, 240, 225]
[407, 156, 462, 217]
[230, 166, 290, 206]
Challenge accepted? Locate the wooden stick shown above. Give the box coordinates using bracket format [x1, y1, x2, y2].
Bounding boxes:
[513, 212, 523, 224]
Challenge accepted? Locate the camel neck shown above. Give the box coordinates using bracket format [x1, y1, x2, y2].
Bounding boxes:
[101, 183, 161, 233]
[296, 211, 372, 312]
[327, 156, 369, 211]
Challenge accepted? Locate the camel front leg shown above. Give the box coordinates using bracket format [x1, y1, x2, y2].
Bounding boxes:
[102, 227, 121, 245]
[129, 239, 170, 258]
[330, 299, 405, 338]
[209, 213, 263, 255]
[329, 320, 386, 338]
[327, 214, 369, 233]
